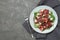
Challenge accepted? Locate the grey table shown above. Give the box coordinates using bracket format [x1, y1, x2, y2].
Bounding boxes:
[0, 0, 40, 40]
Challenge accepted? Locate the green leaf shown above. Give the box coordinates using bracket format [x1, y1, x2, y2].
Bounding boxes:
[49, 11, 53, 15]
[49, 12, 55, 22]
[51, 15, 55, 22]
[34, 12, 39, 18]
[34, 24, 39, 28]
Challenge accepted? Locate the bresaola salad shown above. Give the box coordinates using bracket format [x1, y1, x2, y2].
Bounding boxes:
[34, 9, 55, 31]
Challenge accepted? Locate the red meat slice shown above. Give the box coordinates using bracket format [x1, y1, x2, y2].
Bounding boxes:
[42, 18, 48, 23]
[39, 25, 44, 31]
[43, 9, 49, 18]
[39, 12, 43, 16]
[47, 21, 52, 28]
[39, 9, 44, 16]
[43, 9, 49, 14]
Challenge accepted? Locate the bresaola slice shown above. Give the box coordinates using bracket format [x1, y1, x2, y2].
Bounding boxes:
[43, 9, 49, 14]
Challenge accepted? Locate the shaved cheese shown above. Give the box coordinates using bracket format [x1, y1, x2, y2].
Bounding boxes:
[49, 15, 51, 18]
[39, 22, 42, 25]
[34, 19, 37, 23]
[50, 18, 53, 20]
[36, 16, 40, 19]
[37, 13, 40, 16]
[43, 15, 45, 16]
[49, 11, 51, 14]
[40, 9, 44, 12]
[44, 26, 46, 28]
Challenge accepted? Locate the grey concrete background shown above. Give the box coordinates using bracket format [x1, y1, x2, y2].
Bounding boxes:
[0, 0, 40, 40]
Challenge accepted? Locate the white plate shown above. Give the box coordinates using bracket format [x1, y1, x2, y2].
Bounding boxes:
[29, 5, 58, 34]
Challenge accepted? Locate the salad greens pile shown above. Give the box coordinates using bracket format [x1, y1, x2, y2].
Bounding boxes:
[34, 9, 55, 31]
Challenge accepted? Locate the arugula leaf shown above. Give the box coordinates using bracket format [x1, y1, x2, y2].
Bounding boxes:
[34, 24, 39, 28]
[49, 12, 55, 22]
[34, 12, 39, 18]
[49, 11, 53, 15]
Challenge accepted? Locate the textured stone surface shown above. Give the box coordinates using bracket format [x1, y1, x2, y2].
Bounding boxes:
[0, 0, 40, 40]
